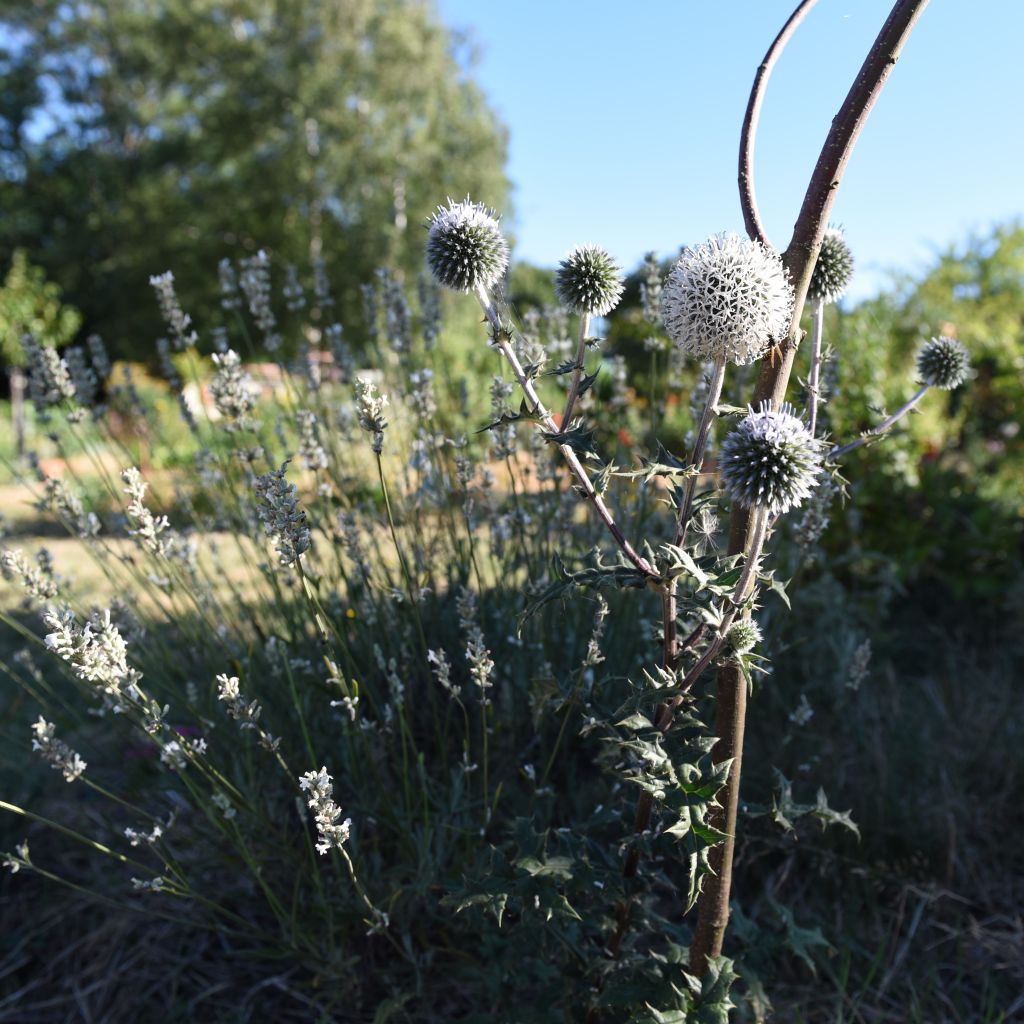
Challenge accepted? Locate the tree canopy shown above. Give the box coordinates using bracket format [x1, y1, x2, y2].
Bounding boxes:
[0, 0, 510, 358]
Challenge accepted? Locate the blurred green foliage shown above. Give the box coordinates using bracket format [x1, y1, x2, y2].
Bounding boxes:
[0, 0, 509, 358]
[0, 249, 81, 367]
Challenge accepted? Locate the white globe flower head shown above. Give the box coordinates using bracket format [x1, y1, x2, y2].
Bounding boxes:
[720, 402, 822, 516]
[661, 233, 794, 366]
[555, 244, 625, 317]
[426, 197, 510, 294]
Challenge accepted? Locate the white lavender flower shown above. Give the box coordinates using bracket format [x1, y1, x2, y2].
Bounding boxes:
[417, 272, 441, 349]
[282, 263, 306, 312]
[216, 673, 262, 729]
[39, 478, 100, 539]
[149, 271, 197, 350]
[725, 619, 762, 656]
[297, 410, 328, 470]
[917, 336, 970, 390]
[209, 350, 257, 427]
[24, 338, 75, 411]
[426, 197, 510, 293]
[379, 268, 412, 353]
[124, 822, 163, 847]
[64, 346, 98, 416]
[122, 468, 172, 557]
[298, 766, 352, 855]
[661, 233, 793, 365]
[30, 717, 86, 782]
[253, 461, 310, 566]
[218, 258, 242, 310]
[555, 245, 625, 316]
[3, 841, 30, 874]
[2, 549, 59, 602]
[312, 257, 334, 309]
[239, 251, 282, 351]
[43, 606, 142, 703]
[428, 648, 460, 698]
[354, 377, 389, 454]
[720, 403, 821, 516]
[808, 227, 855, 304]
[456, 588, 494, 699]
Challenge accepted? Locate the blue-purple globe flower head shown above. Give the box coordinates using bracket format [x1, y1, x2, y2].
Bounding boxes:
[916, 336, 970, 390]
[720, 402, 821, 516]
[661, 233, 793, 366]
[555, 244, 625, 317]
[426, 197, 509, 294]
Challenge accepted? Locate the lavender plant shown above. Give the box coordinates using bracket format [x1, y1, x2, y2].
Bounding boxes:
[1, 2, 986, 1021]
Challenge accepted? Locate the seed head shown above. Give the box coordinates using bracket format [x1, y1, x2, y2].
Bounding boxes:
[426, 197, 509, 293]
[808, 227, 855, 304]
[661, 233, 793, 365]
[720, 403, 821, 516]
[555, 245, 624, 316]
[916, 336, 969, 390]
[725, 619, 762, 656]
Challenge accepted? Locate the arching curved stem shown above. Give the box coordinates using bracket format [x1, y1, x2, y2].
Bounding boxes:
[739, 0, 820, 245]
[692, 0, 932, 977]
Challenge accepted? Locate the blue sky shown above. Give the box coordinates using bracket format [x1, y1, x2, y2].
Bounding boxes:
[436, 1, 1024, 301]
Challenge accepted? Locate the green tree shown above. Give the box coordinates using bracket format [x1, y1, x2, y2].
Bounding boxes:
[0, 248, 82, 454]
[0, 0, 509, 357]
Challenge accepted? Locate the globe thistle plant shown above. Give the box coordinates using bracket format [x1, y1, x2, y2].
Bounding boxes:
[661, 233, 793, 366]
[426, 197, 510, 294]
[808, 227, 855, 305]
[555, 245, 624, 317]
[725, 619, 762, 656]
[917, 335, 970, 390]
[720, 403, 821, 516]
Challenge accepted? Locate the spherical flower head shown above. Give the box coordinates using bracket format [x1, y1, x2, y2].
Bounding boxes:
[917, 336, 969, 390]
[555, 244, 625, 316]
[661, 233, 793, 365]
[808, 227, 855, 304]
[720, 402, 822, 516]
[725, 619, 762, 656]
[426, 197, 509, 294]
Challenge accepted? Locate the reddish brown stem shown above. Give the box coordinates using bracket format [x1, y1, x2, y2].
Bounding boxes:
[739, 0, 820, 246]
[690, 0, 932, 975]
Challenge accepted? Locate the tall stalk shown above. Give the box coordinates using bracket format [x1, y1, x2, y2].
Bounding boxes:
[689, 0, 932, 974]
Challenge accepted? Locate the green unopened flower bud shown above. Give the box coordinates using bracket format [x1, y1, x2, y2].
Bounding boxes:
[916, 336, 969, 390]
[661, 233, 793, 366]
[725, 619, 762, 655]
[426, 197, 509, 294]
[808, 227, 855, 304]
[555, 245, 624, 316]
[720, 403, 821, 516]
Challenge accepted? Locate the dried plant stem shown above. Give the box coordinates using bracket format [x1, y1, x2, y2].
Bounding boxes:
[807, 296, 826, 436]
[690, 0, 932, 975]
[561, 312, 592, 426]
[474, 285, 657, 580]
[828, 385, 929, 460]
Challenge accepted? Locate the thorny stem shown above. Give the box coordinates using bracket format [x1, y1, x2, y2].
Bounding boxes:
[474, 285, 658, 581]
[617, 506, 769, 901]
[828, 385, 929, 460]
[561, 311, 592, 427]
[674, 356, 728, 549]
[739, 0, 820, 246]
[807, 297, 826, 436]
[691, 0, 932, 976]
